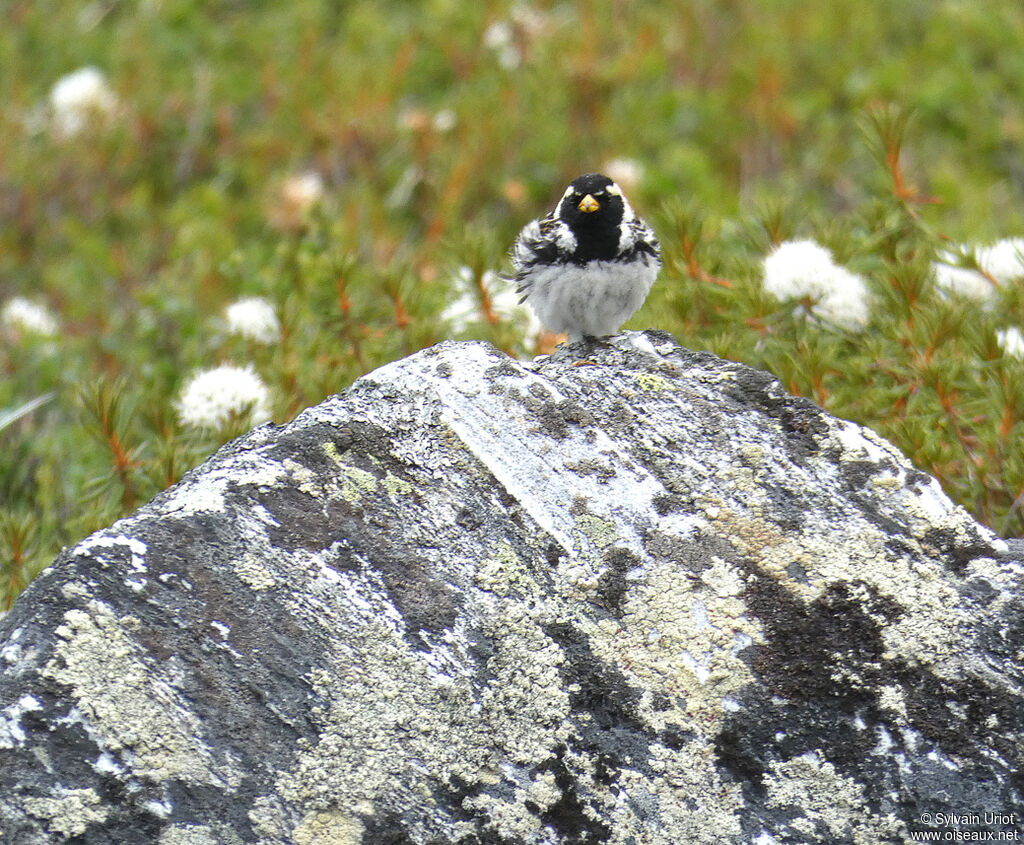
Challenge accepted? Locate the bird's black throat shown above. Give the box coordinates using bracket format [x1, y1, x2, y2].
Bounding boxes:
[562, 203, 624, 263]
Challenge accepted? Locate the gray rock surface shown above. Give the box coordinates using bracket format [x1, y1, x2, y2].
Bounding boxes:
[1, 331, 1022, 844]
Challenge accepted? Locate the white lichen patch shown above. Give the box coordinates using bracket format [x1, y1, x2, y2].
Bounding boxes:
[60, 580, 94, 602]
[42, 600, 239, 786]
[763, 751, 906, 843]
[642, 740, 744, 843]
[157, 453, 290, 517]
[463, 771, 562, 840]
[22, 787, 109, 838]
[568, 510, 621, 566]
[833, 420, 893, 465]
[966, 555, 1021, 600]
[159, 823, 244, 845]
[830, 419, 1001, 550]
[877, 685, 909, 720]
[476, 610, 571, 766]
[474, 542, 532, 598]
[726, 506, 976, 678]
[275, 537, 576, 840]
[279, 625, 494, 826]
[591, 555, 762, 730]
[292, 808, 365, 845]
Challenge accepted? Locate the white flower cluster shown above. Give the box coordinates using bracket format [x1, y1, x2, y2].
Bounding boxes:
[976, 238, 1024, 284]
[177, 364, 271, 431]
[2, 297, 59, 337]
[933, 238, 1024, 304]
[602, 158, 644, 194]
[442, 266, 541, 340]
[483, 4, 548, 70]
[931, 262, 994, 304]
[997, 326, 1024, 360]
[762, 240, 872, 331]
[225, 297, 280, 344]
[49, 67, 119, 138]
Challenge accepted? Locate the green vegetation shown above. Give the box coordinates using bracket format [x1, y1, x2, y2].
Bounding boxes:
[3, 0, 1024, 608]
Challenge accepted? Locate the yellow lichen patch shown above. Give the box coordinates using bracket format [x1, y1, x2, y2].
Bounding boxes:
[382, 472, 413, 497]
[321, 442, 379, 502]
[234, 551, 278, 591]
[293, 809, 365, 845]
[22, 788, 108, 839]
[631, 372, 670, 392]
[42, 601, 237, 786]
[763, 751, 906, 843]
[572, 511, 618, 552]
[340, 467, 378, 501]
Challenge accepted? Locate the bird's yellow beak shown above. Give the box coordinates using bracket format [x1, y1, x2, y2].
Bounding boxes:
[578, 194, 600, 213]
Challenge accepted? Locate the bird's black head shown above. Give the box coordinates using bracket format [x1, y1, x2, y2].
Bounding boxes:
[557, 172, 627, 262]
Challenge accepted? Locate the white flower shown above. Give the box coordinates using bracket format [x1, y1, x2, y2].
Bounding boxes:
[177, 364, 271, 430]
[269, 171, 325, 231]
[483, 20, 513, 49]
[442, 266, 541, 339]
[2, 297, 59, 337]
[932, 259, 996, 304]
[975, 238, 1024, 285]
[762, 240, 872, 331]
[49, 67, 118, 138]
[483, 21, 521, 70]
[997, 326, 1024, 360]
[225, 297, 280, 344]
[433, 108, 457, 133]
[282, 171, 323, 210]
[602, 158, 644, 193]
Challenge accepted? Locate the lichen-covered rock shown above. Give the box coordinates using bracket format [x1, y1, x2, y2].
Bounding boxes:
[1, 332, 1022, 844]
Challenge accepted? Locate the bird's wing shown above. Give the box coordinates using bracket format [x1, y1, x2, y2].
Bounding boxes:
[511, 215, 566, 297]
[625, 217, 661, 264]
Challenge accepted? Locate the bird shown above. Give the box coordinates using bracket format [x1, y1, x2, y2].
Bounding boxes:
[511, 172, 661, 342]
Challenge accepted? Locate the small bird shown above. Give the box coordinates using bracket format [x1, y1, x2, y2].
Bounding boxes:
[511, 172, 661, 341]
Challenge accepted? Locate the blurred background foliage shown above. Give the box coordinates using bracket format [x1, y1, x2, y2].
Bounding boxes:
[2, 0, 1024, 608]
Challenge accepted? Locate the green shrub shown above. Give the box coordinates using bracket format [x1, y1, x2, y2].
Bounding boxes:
[3, 0, 1024, 608]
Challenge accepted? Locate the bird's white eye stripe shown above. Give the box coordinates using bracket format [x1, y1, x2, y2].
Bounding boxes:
[606, 183, 622, 197]
[563, 185, 575, 198]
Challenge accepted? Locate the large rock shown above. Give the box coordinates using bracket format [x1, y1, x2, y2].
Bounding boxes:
[1, 332, 1022, 844]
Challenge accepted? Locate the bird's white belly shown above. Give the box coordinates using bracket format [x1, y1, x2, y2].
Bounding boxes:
[526, 259, 658, 338]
